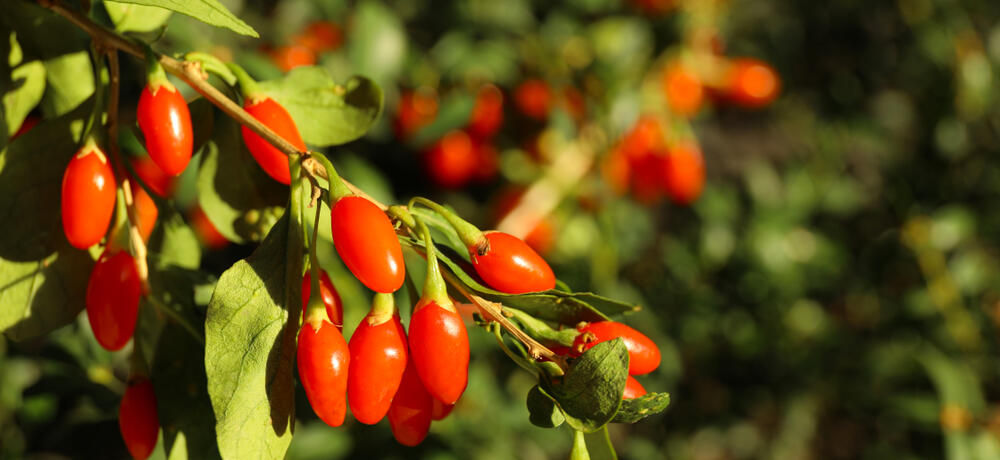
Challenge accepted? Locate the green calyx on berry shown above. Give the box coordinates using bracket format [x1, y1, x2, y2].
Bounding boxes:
[367, 292, 396, 326]
[414, 215, 454, 313]
[144, 52, 173, 95]
[310, 151, 353, 202]
[226, 62, 263, 104]
[409, 197, 488, 256]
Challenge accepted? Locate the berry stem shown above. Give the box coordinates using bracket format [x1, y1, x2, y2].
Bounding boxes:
[309, 151, 353, 202]
[570, 430, 591, 460]
[367, 293, 396, 326]
[302, 166, 328, 330]
[414, 216, 454, 313]
[226, 62, 262, 103]
[503, 307, 577, 346]
[143, 47, 172, 93]
[183, 52, 237, 86]
[409, 197, 488, 256]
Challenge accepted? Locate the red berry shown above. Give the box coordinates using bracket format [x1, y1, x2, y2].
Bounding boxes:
[61, 144, 116, 249]
[297, 319, 350, 427]
[662, 64, 704, 117]
[119, 379, 159, 460]
[631, 151, 665, 204]
[241, 97, 306, 185]
[388, 359, 433, 446]
[130, 155, 175, 197]
[470, 231, 555, 294]
[724, 58, 780, 108]
[621, 116, 664, 162]
[660, 142, 704, 205]
[125, 181, 158, 245]
[293, 21, 343, 53]
[11, 115, 39, 139]
[269, 44, 317, 72]
[514, 79, 552, 120]
[347, 314, 407, 424]
[623, 376, 646, 400]
[431, 398, 455, 420]
[394, 89, 438, 138]
[601, 144, 631, 196]
[188, 205, 229, 250]
[86, 250, 141, 351]
[137, 83, 193, 176]
[468, 84, 503, 139]
[424, 130, 477, 188]
[408, 301, 469, 405]
[472, 141, 499, 184]
[573, 321, 661, 376]
[302, 270, 343, 328]
[330, 196, 405, 293]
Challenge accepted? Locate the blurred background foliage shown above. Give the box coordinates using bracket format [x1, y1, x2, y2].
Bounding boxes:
[3, 0, 1000, 459]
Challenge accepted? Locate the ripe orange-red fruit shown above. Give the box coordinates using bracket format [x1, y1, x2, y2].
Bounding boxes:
[137, 83, 193, 176]
[388, 359, 433, 446]
[270, 44, 317, 72]
[623, 376, 647, 399]
[573, 321, 661, 375]
[130, 182, 158, 243]
[724, 58, 780, 107]
[514, 79, 552, 120]
[330, 196, 405, 293]
[241, 97, 306, 185]
[662, 64, 704, 117]
[297, 319, 350, 427]
[86, 249, 141, 351]
[119, 379, 159, 460]
[130, 155, 175, 197]
[62, 143, 116, 249]
[408, 301, 469, 405]
[470, 231, 556, 293]
[394, 89, 438, 138]
[293, 21, 343, 53]
[660, 142, 704, 205]
[468, 84, 503, 139]
[188, 205, 229, 250]
[424, 130, 477, 188]
[347, 315, 407, 424]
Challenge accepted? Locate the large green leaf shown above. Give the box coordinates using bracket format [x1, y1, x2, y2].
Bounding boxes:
[41, 51, 93, 117]
[3, 32, 45, 140]
[104, 0, 258, 37]
[149, 209, 202, 270]
[258, 67, 383, 147]
[347, 0, 406, 84]
[547, 339, 628, 433]
[205, 208, 301, 460]
[0, 246, 93, 341]
[153, 322, 221, 460]
[526, 385, 564, 428]
[610, 392, 670, 423]
[103, 1, 173, 33]
[196, 117, 286, 243]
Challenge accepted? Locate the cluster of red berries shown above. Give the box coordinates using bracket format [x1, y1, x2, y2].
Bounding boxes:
[262, 21, 343, 73]
[395, 85, 503, 189]
[662, 57, 780, 117]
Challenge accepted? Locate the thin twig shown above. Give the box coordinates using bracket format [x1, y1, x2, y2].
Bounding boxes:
[42, 0, 387, 207]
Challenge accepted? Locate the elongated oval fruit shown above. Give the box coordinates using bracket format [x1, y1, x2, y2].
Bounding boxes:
[470, 231, 555, 294]
[130, 155, 175, 197]
[660, 142, 704, 205]
[330, 196, 405, 293]
[241, 97, 306, 185]
[132, 182, 158, 243]
[137, 83, 193, 176]
[62, 144, 116, 249]
[725, 58, 780, 108]
[408, 301, 469, 405]
[86, 250, 141, 351]
[623, 376, 646, 400]
[297, 319, 349, 427]
[119, 379, 159, 460]
[431, 399, 455, 420]
[573, 321, 661, 376]
[302, 270, 343, 327]
[348, 315, 407, 424]
[388, 359, 433, 446]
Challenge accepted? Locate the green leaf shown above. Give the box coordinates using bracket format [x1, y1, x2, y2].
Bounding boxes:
[3, 32, 45, 139]
[196, 117, 286, 243]
[189, 98, 214, 156]
[0, 246, 93, 341]
[258, 67, 383, 147]
[103, 1, 173, 33]
[104, 0, 258, 37]
[611, 392, 670, 423]
[149, 209, 202, 270]
[41, 51, 94, 117]
[205, 209, 301, 460]
[526, 385, 564, 428]
[548, 339, 628, 433]
[153, 322, 221, 460]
